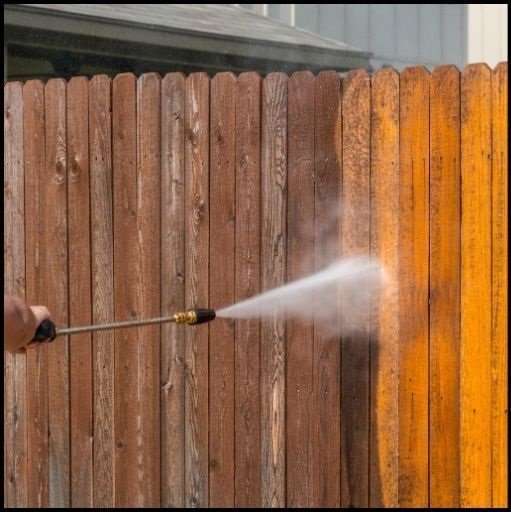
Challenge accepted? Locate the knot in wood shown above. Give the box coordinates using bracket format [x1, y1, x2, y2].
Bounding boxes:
[194, 199, 206, 221]
[70, 158, 81, 181]
[53, 172, 65, 186]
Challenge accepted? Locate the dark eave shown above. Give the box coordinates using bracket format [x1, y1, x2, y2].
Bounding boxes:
[5, 4, 371, 74]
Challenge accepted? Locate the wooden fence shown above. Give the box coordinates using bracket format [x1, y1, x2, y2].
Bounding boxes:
[4, 63, 507, 508]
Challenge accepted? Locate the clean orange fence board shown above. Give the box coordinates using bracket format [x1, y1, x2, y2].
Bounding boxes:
[23, 79, 49, 508]
[234, 72, 262, 507]
[460, 64, 492, 508]
[286, 71, 315, 508]
[3, 65, 508, 509]
[491, 62, 508, 509]
[161, 72, 186, 508]
[398, 67, 430, 508]
[209, 72, 236, 507]
[89, 74, 114, 507]
[67, 76, 93, 508]
[341, 69, 371, 508]
[184, 72, 210, 508]
[4, 81, 27, 508]
[429, 65, 461, 508]
[369, 67, 399, 508]
[261, 72, 287, 508]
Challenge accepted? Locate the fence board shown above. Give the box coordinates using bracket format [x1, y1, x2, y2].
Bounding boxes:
[460, 64, 492, 507]
[369, 67, 399, 508]
[67, 76, 93, 508]
[261, 72, 287, 508]
[234, 72, 262, 508]
[44, 78, 70, 508]
[491, 62, 508, 509]
[429, 65, 460, 508]
[89, 74, 114, 508]
[209, 72, 236, 507]
[137, 72, 162, 506]
[4, 81, 27, 509]
[286, 71, 315, 507]
[23, 79, 49, 508]
[184, 72, 210, 508]
[341, 68, 371, 508]
[161, 72, 186, 508]
[313, 70, 341, 508]
[112, 72, 162, 507]
[112, 72, 140, 507]
[398, 67, 430, 508]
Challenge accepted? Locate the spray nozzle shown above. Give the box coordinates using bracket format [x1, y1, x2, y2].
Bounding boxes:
[173, 308, 216, 325]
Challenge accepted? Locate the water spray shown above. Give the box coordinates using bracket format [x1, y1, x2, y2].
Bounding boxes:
[33, 308, 217, 342]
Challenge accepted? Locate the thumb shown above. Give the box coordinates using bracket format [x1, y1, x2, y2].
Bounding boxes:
[30, 306, 52, 327]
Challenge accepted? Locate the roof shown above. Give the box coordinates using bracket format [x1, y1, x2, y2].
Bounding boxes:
[5, 4, 371, 73]
[23, 4, 361, 52]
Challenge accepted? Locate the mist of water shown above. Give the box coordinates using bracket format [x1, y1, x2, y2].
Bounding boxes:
[217, 256, 386, 337]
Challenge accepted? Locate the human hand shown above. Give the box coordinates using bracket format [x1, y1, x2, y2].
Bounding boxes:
[4, 296, 53, 352]
[25, 306, 53, 349]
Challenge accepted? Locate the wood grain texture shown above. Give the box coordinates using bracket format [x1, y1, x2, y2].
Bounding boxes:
[4, 81, 28, 509]
[135, 72, 161, 507]
[44, 78, 70, 508]
[340, 68, 370, 509]
[491, 62, 508, 509]
[89, 74, 114, 508]
[23, 79, 49, 508]
[460, 64, 492, 508]
[369, 67, 399, 508]
[429, 65, 460, 508]
[112, 73, 140, 507]
[286, 71, 315, 508]
[184, 72, 210, 508]
[398, 67, 430, 508]
[261, 72, 287, 508]
[161, 72, 186, 508]
[313, 70, 341, 508]
[235, 71, 262, 508]
[209, 72, 236, 508]
[67, 76, 93, 508]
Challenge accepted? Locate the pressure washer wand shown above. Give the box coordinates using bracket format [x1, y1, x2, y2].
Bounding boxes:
[33, 308, 216, 342]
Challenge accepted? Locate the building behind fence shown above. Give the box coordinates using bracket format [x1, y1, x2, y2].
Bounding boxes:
[4, 4, 508, 81]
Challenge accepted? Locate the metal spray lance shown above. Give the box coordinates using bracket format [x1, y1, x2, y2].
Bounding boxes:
[33, 308, 216, 342]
